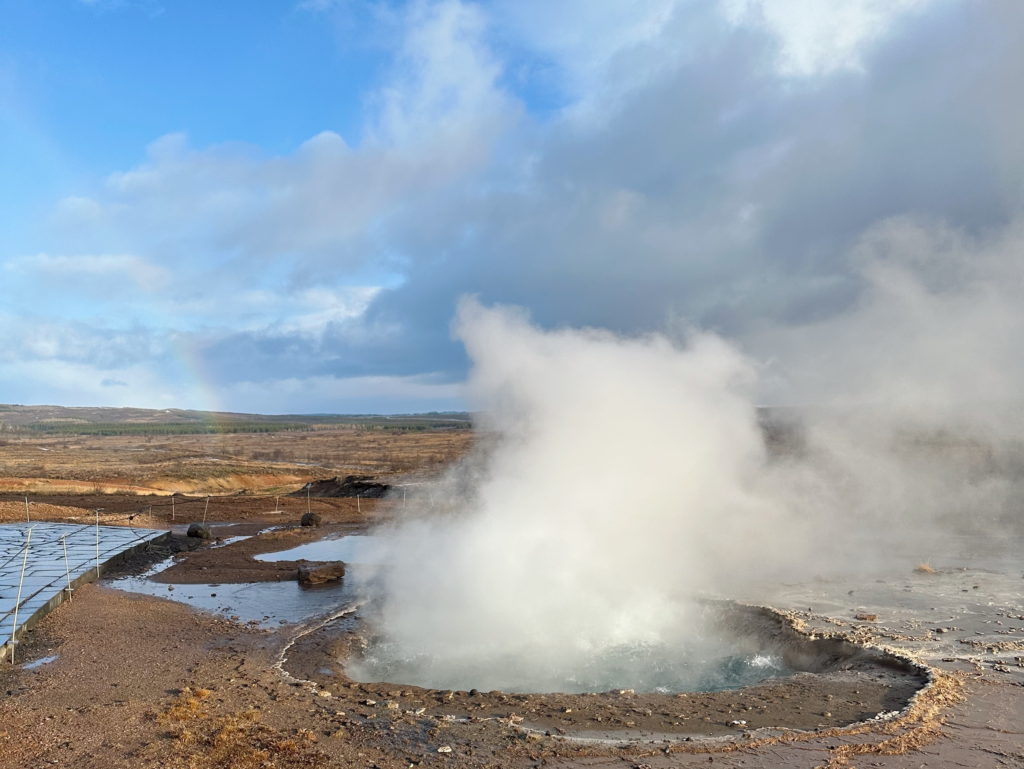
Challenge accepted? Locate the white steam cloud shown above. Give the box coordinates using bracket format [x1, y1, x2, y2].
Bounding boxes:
[353, 299, 792, 691]
[353, 215, 1024, 691]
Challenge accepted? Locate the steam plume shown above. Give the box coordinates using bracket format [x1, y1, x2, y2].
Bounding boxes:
[354, 216, 1024, 690]
[353, 299, 788, 690]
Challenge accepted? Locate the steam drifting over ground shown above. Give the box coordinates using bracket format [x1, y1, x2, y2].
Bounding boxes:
[353, 219, 1024, 690]
[352, 298, 789, 691]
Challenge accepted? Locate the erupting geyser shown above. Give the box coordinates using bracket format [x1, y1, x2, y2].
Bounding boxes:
[348, 275, 1024, 693]
[350, 298, 791, 692]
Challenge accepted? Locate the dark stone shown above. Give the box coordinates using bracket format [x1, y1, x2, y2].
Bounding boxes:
[186, 523, 211, 539]
[290, 475, 390, 499]
[297, 561, 346, 585]
[165, 534, 204, 552]
[300, 512, 322, 527]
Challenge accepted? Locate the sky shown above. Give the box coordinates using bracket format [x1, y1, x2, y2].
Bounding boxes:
[1, 0, 1021, 414]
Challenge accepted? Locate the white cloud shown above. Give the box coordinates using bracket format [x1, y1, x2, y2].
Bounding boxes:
[372, 0, 517, 148]
[162, 285, 382, 335]
[5, 253, 169, 292]
[53, 2, 515, 275]
[493, 0, 682, 100]
[495, 0, 942, 107]
[273, 287, 382, 335]
[0, 356, 202, 409]
[15, 0, 1021, 418]
[721, 0, 938, 76]
[220, 373, 462, 414]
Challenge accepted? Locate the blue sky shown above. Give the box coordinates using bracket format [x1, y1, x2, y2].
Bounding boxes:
[2, 0, 1022, 414]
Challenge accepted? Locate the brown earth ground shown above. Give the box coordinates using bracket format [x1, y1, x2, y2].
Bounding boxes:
[0, 561, 1014, 769]
[1, 429, 1022, 767]
[1, 503, 1013, 769]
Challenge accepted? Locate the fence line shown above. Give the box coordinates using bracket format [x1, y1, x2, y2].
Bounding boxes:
[61, 534, 73, 602]
[9, 526, 34, 664]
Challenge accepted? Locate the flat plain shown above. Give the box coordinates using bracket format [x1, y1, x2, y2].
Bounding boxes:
[0, 407, 1021, 768]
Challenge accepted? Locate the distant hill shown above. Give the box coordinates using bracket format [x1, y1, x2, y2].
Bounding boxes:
[0, 404, 472, 435]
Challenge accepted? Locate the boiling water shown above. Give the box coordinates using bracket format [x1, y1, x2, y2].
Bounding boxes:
[347, 637, 790, 694]
[264, 535, 797, 693]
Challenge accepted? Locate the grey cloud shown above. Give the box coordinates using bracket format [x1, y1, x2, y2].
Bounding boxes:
[0, 318, 164, 370]
[28, 0, 1024, 408]
[346, 0, 1024, 391]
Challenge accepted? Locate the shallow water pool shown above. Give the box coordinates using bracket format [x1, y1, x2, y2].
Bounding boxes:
[254, 535, 387, 565]
[108, 561, 359, 627]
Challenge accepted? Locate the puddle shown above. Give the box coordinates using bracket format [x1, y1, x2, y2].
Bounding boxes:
[108, 561, 361, 628]
[169, 522, 253, 537]
[22, 654, 59, 670]
[256, 535, 387, 565]
[211, 535, 251, 548]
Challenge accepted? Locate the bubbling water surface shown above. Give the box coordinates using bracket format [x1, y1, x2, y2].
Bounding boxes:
[347, 636, 790, 694]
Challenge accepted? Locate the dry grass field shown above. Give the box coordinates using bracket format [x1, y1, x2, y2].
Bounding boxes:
[0, 425, 473, 497]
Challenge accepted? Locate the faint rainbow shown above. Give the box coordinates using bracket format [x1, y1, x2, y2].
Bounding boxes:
[169, 334, 226, 416]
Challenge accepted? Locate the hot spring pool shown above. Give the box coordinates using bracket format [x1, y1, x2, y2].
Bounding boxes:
[254, 534, 797, 694]
[345, 636, 792, 694]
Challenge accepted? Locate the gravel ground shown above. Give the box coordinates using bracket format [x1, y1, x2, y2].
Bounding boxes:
[1, 519, 1021, 768]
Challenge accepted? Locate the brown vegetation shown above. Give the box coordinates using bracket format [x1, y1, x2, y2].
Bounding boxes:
[0, 427, 472, 496]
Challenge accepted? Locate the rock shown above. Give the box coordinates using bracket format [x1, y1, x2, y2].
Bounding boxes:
[300, 512, 322, 527]
[186, 523, 211, 539]
[166, 534, 204, 552]
[291, 475, 391, 499]
[297, 561, 346, 585]
[854, 613, 878, 622]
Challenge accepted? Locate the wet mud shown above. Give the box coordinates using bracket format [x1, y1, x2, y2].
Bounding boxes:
[6, 511, 1019, 767]
[107, 521, 362, 584]
[105, 519, 934, 742]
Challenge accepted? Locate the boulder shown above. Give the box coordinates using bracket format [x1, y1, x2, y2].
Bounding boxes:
[186, 523, 211, 539]
[300, 512, 322, 527]
[297, 561, 346, 585]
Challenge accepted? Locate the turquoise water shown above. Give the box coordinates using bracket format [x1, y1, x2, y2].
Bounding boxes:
[347, 637, 791, 694]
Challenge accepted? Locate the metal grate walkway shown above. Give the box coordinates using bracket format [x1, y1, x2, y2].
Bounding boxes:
[0, 521, 167, 663]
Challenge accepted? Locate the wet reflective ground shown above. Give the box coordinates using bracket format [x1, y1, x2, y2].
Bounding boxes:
[109, 558, 362, 627]
[739, 532, 1024, 683]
